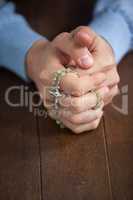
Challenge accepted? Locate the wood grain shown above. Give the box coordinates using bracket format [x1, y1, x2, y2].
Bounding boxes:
[103, 53, 133, 200]
[0, 70, 41, 200]
[37, 117, 111, 200]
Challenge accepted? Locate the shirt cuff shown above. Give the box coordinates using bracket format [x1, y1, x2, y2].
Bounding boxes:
[90, 9, 132, 63]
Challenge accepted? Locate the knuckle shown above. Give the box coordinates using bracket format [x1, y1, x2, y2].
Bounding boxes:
[76, 26, 87, 32]
[72, 83, 83, 97]
[115, 87, 119, 96]
[72, 82, 78, 91]
[72, 127, 81, 134]
[115, 86, 119, 94]
[74, 90, 83, 97]
[77, 26, 90, 33]
[40, 70, 49, 83]
[92, 121, 99, 129]
[111, 86, 119, 97]
[59, 32, 69, 37]
[54, 32, 69, 41]
[74, 106, 82, 113]
[72, 102, 82, 113]
[70, 115, 80, 125]
[116, 74, 120, 84]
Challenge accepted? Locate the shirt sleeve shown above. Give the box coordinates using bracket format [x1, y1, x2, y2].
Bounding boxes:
[90, 0, 133, 63]
[0, 2, 46, 81]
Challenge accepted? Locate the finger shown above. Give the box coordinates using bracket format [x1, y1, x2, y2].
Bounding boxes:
[103, 68, 120, 87]
[40, 71, 106, 103]
[59, 86, 109, 113]
[104, 85, 119, 105]
[53, 32, 93, 68]
[69, 59, 76, 66]
[60, 72, 106, 96]
[58, 108, 103, 125]
[39, 64, 66, 86]
[61, 117, 102, 134]
[72, 26, 97, 49]
[110, 85, 119, 96]
[36, 83, 53, 110]
[48, 109, 58, 120]
[72, 26, 116, 75]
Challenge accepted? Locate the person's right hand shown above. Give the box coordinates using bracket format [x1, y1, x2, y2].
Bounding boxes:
[26, 33, 107, 134]
[71, 26, 120, 106]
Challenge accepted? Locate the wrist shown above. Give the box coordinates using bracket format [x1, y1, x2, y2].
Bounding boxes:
[26, 39, 49, 81]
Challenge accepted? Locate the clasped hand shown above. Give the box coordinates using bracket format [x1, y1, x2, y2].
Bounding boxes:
[27, 26, 120, 134]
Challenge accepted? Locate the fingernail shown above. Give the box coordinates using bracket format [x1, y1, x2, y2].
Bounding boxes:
[79, 55, 93, 67]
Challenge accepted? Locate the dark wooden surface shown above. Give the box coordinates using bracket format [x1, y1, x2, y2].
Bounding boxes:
[0, 1, 133, 200]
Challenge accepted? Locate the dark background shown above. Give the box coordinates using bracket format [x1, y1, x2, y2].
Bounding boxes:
[12, 0, 96, 39]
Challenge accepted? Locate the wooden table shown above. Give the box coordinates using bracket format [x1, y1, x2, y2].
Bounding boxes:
[0, 53, 133, 200]
[0, 1, 133, 199]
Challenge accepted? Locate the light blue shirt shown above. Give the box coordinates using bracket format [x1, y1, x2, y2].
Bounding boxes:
[0, 0, 133, 81]
[91, 0, 133, 63]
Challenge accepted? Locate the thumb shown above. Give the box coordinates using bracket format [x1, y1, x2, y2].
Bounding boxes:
[72, 26, 96, 50]
[53, 32, 93, 69]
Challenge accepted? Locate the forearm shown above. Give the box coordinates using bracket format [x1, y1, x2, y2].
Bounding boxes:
[0, 2, 47, 81]
[90, 0, 133, 63]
